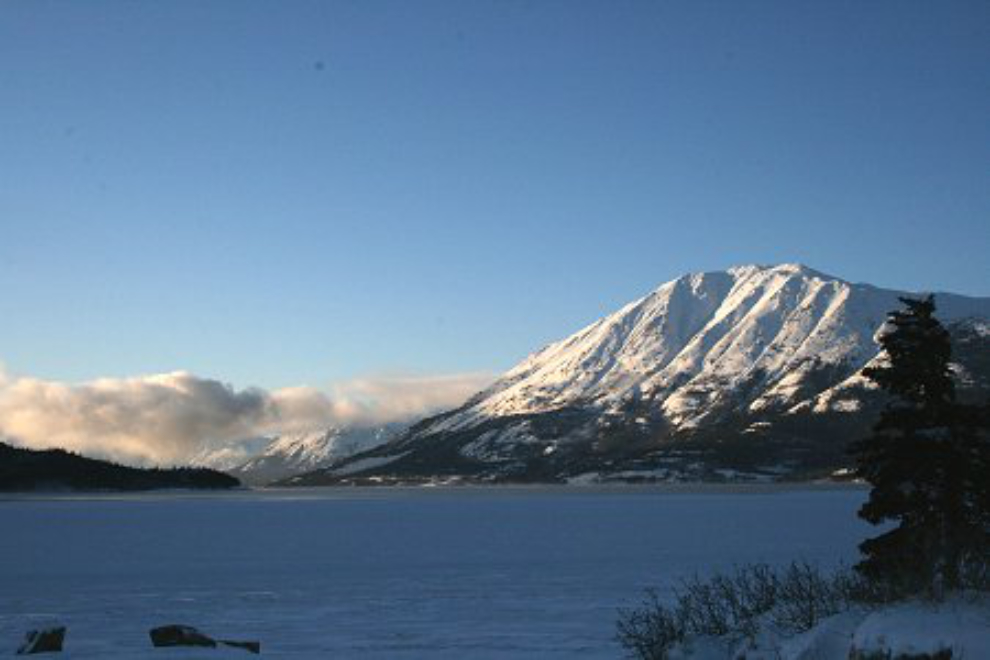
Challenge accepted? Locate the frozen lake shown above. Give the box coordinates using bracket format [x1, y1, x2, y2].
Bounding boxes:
[0, 485, 871, 658]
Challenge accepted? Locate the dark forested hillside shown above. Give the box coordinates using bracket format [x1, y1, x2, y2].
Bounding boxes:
[0, 443, 240, 492]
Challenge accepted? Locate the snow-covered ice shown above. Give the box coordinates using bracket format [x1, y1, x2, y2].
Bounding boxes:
[851, 596, 990, 658]
[0, 486, 872, 658]
[670, 596, 990, 659]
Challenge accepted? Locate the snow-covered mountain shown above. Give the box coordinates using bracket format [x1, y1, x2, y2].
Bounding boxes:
[191, 437, 273, 472]
[209, 424, 406, 485]
[284, 264, 990, 486]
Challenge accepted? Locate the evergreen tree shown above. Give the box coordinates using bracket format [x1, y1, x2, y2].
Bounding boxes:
[852, 295, 989, 592]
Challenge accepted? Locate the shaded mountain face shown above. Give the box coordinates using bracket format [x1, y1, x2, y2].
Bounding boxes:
[283, 264, 990, 486]
[224, 424, 407, 485]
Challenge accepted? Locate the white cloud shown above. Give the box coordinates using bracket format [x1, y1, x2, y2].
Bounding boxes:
[328, 373, 492, 425]
[0, 367, 493, 466]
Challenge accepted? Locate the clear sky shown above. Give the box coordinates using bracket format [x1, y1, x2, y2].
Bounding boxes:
[2, 0, 988, 390]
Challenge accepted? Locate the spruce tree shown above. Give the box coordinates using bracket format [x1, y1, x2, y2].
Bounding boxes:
[852, 295, 988, 592]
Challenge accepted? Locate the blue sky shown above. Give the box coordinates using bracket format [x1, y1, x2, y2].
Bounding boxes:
[2, 0, 988, 389]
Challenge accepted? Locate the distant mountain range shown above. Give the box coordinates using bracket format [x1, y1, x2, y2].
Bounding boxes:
[0, 442, 240, 492]
[210, 424, 408, 485]
[277, 264, 990, 486]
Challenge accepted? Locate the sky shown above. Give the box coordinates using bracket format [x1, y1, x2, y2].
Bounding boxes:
[1, 1, 988, 462]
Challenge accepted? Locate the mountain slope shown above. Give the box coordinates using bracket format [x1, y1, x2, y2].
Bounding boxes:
[283, 264, 990, 486]
[225, 424, 406, 485]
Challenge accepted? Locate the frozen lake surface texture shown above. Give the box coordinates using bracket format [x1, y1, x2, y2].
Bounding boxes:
[0, 486, 871, 658]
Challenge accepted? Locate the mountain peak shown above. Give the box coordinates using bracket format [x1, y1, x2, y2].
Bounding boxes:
[725, 262, 833, 281]
[429, 265, 990, 431]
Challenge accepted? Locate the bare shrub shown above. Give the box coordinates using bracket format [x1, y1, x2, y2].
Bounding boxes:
[617, 562, 859, 659]
[771, 560, 847, 631]
[616, 590, 683, 660]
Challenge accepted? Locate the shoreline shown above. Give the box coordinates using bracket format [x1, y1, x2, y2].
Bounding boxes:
[0, 479, 868, 503]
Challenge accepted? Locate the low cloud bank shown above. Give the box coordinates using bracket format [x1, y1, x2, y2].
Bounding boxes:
[0, 368, 492, 466]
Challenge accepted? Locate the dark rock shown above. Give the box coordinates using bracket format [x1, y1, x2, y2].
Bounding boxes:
[148, 625, 217, 648]
[16, 627, 66, 654]
[149, 625, 260, 654]
[220, 639, 261, 654]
